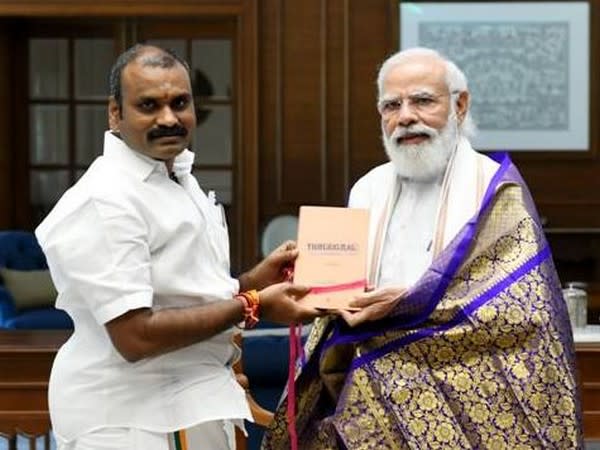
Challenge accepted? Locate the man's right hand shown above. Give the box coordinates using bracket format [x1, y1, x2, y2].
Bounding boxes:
[258, 282, 324, 324]
[339, 286, 407, 327]
[239, 241, 298, 292]
[105, 282, 322, 363]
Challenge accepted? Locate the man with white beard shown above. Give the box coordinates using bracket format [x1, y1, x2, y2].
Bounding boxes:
[262, 48, 582, 450]
[339, 47, 493, 326]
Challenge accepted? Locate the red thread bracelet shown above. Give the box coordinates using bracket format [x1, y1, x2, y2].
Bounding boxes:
[234, 289, 260, 329]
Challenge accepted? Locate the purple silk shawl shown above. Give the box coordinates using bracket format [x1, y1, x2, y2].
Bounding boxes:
[262, 155, 583, 450]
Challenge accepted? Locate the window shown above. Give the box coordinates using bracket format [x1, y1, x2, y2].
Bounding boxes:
[13, 18, 246, 269]
[145, 37, 234, 206]
[28, 35, 114, 223]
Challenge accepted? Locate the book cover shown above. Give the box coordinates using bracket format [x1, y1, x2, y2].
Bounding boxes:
[294, 206, 369, 310]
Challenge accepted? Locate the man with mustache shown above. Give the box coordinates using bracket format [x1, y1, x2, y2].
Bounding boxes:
[35, 44, 322, 450]
[262, 48, 581, 449]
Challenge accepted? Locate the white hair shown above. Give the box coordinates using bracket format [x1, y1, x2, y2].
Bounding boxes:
[376, 47, 476, 138]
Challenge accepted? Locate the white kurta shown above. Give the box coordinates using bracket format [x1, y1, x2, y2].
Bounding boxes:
[35, 132, 252, 442]
[378, 177, 442, 287]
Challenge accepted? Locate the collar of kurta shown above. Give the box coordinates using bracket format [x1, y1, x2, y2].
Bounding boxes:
[102, 130, 195, 182]
[368, 137, 495, 285]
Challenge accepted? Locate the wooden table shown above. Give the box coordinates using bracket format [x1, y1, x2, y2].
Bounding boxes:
[0, 330, 263, 450]
[0, 330, 69, 450]
[576, 341, 600, 439]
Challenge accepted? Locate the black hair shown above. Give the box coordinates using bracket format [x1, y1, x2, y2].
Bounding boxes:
[108, 43, 192, 112]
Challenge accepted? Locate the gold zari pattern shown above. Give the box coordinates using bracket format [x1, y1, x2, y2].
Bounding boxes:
[262, 185, 581, 449]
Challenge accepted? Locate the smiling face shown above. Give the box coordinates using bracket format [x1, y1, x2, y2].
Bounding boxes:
[378, 53, 470, 181]
[108, 48, 196, 166]
[380, 55, 451, 144]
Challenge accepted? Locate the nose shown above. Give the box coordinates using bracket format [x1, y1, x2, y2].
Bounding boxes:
[157, 106, 179, 127]
[394, 102, 418, 127]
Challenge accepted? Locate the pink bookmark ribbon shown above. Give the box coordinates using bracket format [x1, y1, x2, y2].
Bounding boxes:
[309, 278, 367, 294]
[286, 279, 366, 448]
[287, 323, 303, 450]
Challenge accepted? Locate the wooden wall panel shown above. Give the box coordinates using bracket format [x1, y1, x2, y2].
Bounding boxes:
[346, 0, 395, 184]
[0, 22, 12, 228]
[0, 0, 243, 16]
[258, 0, 396, 229]
[280, 1, 323, 204]
[323, 0, 347, 204]
[237, 0, 260, 268]
[519, 162, 600, 228]
[259, 0, 325, 223]
[258, 0, 281, 222]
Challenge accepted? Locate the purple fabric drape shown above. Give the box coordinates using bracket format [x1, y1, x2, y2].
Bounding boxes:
[262, 156, 582, 450]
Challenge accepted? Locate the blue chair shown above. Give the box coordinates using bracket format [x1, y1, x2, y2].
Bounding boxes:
[242, 331, 288, 450]
[0, 230, 72, 329]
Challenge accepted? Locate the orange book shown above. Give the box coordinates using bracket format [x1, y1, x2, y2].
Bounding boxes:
[294, 206, 369, 310]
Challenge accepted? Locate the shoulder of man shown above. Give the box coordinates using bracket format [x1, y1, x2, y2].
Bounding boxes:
[475, 149, 501, 179]
[36, 157, 141, 240]
[352, 161, 395, 191]
[348, 162, 395, 207]
[461, 138, 501, 186]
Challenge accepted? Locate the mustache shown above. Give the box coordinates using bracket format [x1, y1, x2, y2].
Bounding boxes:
[147, 126, 188, 140]
[391, 124, 437, 143]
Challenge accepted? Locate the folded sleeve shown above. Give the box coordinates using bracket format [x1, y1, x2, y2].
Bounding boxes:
[38, 195, 153, 325]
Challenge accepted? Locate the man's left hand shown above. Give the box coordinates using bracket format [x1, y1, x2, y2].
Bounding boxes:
[239, 240, 298, 291]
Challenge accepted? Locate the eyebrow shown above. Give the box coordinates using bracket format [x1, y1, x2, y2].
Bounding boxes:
[410, 89, 437, 97]
[136, 92, 192, 102]
[136, 96, 157, 104]
[173, 93, 192, 101]
[380, 89, 438, 102]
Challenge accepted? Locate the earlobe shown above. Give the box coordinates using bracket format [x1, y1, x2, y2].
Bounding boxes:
[456, 91, 469, 123]
[107, 97, 120, 132]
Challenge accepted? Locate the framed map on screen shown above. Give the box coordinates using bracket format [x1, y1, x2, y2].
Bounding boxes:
[400, 2, 590, 151]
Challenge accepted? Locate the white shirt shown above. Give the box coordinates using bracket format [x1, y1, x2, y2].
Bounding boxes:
[35, 131, 251, 441]
[378, 177, 442, 287]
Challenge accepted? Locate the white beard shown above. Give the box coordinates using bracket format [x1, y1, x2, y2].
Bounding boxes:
[382, 115, 459, 181]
